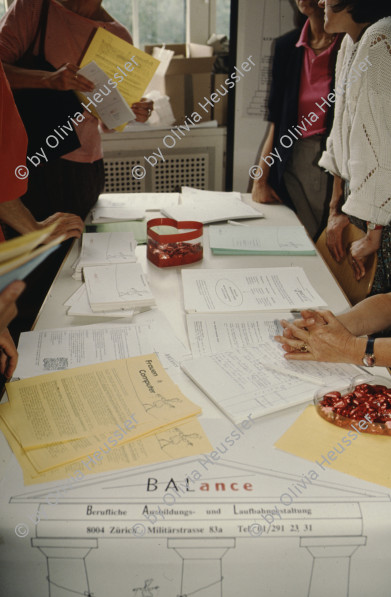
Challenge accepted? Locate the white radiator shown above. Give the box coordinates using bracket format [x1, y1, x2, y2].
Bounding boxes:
[101, 127, 226, 193]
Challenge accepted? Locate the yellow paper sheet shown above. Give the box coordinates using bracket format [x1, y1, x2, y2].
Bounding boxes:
[1, 398, 198, 473]
[0, 416, 212, 485]
[0, 223, 63, 277]
[79, 27, 159, 108]
[275, 405, 391, 488]
[0, 222, 57, 264]
[3, 354, 201, 449]
[0, 234, 66, 277]
[23, 416, 205, 473]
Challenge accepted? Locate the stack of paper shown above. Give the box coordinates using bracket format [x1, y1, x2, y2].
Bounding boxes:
[162, 186, 263, 224]
[182, 267, 327, 313]
[182, 311, 362, 422]
[0, 223, 64, 292]
[72, 231, 137, 280]
[77, 27, 159, 130]
[209, 225, 316, 255]
[84, 262, 156, 311]
[181, 345, 362, 423]
[0, 354, 211, 484]
[65, 283, 136, 318]
[91, 205, 145, 224]
[91, 192, 180, 223]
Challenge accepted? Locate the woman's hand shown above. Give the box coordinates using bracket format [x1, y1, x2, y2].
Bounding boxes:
[38, 212, 84, 241]
[275, 309, 359, 363]
[252, 181, 282, 204]
[349, 229, 381, 280]
[0, 282, 24, 377]
[0, 281, 25, 335]
[326, 212, 349, 262]
[42, 63, 94, 92]
[0, 328, 19, 379]
[131, 98, 154, 123]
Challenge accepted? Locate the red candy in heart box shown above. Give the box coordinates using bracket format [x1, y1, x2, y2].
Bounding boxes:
[147, 218, 203, 268]
[314, 375, 391, 436]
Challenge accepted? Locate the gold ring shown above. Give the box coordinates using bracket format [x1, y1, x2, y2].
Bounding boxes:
[299, 343, 309, 353]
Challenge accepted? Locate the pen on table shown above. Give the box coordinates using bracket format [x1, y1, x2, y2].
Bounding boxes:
[227, 220, 249, 227]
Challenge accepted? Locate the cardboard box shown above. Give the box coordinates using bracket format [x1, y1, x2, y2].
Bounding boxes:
[212, 74, 229, 126]
[145, 44, 215, 124]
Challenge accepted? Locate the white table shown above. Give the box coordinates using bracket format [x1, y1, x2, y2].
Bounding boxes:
[1, 199, 390, 597]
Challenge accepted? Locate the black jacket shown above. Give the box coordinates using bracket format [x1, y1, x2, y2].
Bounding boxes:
[267, 28, 340, 207]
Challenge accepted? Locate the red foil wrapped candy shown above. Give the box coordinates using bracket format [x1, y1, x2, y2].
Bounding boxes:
[314, 376, 391, 436]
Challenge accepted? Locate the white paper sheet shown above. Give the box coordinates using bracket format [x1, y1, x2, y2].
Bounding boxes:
[97, 192, 180, 212]
[72, 231, 137, 279]
[65, 283, 137, 318]
[84, 263, 156, 311]
[181, 347, 318, 422]
[253, 341, 362, 387]
[79, 232, 137, 265]
[182, 267, 327, 313]
[209, 225, 316, 255]
[91, 206, 145, 223]
[14, 312, 189, 380]
[186, 312, 289, 357]
[161, 187, 263, 224]
[77, 61, 136, 128]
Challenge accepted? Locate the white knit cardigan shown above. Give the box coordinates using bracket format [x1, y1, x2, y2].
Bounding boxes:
[319, 17, 391, 225]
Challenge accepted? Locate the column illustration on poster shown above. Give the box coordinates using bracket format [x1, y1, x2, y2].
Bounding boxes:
[7, 453, 391, 596]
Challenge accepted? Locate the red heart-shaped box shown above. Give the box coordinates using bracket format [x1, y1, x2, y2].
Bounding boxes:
[147, 218, 203, 268]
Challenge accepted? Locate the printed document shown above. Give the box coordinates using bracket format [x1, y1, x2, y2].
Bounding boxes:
[72, 232, 137, 280]
[65, 283, 137, 318]
[84, 263, 155, 311]
[209, 225, 316, 255]
[4, 354, 201, 449]
[79, 27, 159, 111]
[14, 314, 189, 379]
[162, 187, 263, 224]
[96, 192, 180, 212]
[181, 344, 361, 422]
[0, 415, 211, 484]
[186, 312, 288, 357]
[77, 61, 136, 129]
[182, 267, 327, 313]
[181, 348, 317, 422]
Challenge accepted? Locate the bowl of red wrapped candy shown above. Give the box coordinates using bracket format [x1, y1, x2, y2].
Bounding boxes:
[314, 375, 391, 436]
[147, 218, 203, 268]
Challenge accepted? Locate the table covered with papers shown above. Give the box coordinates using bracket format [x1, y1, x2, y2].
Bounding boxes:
[1, 199, 390, 597]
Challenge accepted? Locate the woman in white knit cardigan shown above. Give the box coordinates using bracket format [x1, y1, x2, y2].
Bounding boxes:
[319, 0, 391, 293]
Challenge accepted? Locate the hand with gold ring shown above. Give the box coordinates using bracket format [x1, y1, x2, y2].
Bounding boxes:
[275, 310, 359, 363]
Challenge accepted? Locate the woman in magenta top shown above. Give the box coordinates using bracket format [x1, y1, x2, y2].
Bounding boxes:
[0, 0, 152, 220]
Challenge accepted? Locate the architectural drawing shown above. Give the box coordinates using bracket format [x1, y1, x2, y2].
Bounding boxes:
[247, 0, 293, 118]
[4, 451, 390, 597]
